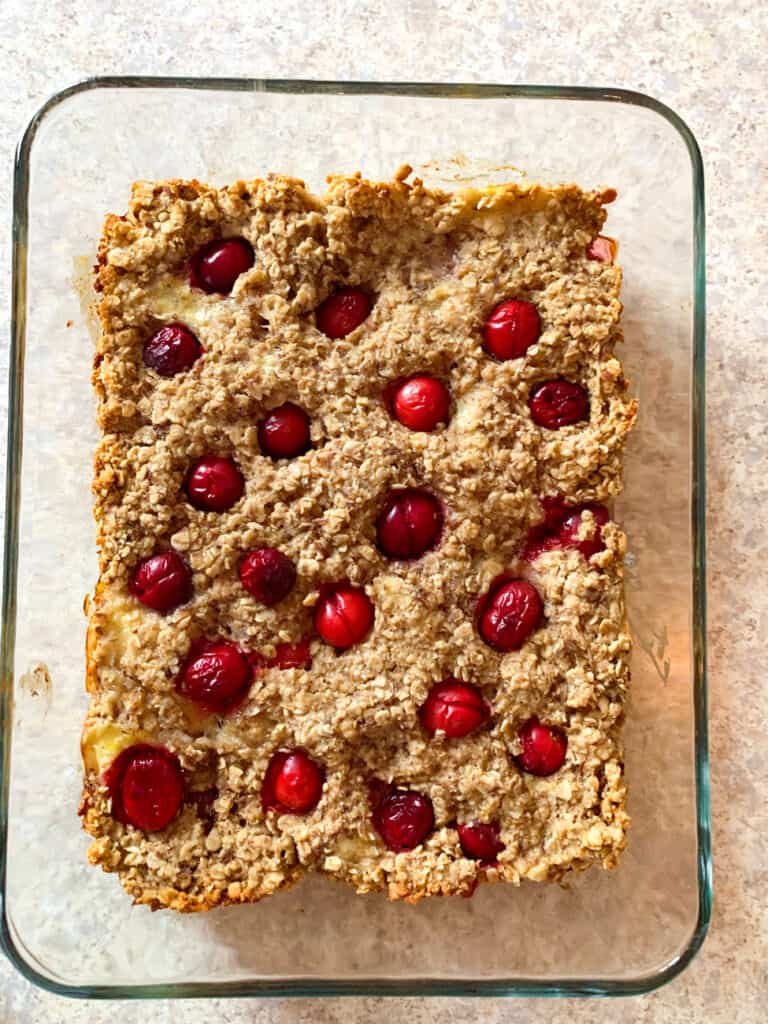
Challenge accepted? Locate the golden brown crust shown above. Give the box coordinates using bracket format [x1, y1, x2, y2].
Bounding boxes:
[82, 172, 635, 910]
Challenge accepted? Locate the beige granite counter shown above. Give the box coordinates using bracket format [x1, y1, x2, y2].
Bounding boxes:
[0, 0, 764, 1020]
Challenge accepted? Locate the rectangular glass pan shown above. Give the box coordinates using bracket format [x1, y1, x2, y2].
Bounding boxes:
[2, 79, 709, 998]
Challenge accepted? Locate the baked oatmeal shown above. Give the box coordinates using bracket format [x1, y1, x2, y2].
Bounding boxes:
[80, 169, 636, 910]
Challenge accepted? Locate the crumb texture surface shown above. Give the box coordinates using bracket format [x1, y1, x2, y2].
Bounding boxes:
[82, 173, 635, 910]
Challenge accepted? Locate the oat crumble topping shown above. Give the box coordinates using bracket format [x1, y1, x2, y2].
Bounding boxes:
[80, 171, 636, 910]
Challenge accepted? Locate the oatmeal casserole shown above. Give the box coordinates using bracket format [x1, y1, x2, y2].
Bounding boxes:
[80, 167, 637, 911]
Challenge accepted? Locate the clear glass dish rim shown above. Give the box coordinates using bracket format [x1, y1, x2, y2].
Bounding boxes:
[1, 76, 710, 1000]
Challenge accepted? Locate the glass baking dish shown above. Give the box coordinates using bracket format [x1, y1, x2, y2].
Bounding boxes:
[1, 78, 709, 999]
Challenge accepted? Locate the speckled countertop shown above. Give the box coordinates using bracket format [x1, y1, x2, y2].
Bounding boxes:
[0, 1, 764, 1021]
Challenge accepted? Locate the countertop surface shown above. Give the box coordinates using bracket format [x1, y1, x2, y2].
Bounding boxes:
[0, 1, 764, 1021]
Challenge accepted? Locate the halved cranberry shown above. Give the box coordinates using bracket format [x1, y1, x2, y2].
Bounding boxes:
[262, 749, 324, 814]
[419, 681, 490, 738]
[129, 550, 192, 613]
[189, 237, 254, 294]
[483, 299, 541, 361]
[516, 717, 567, 776]
[457, 821, 505, 863]
[258, 402, 311, 459]
[529, 380, 589, 429]
[316, 287, 372, 338]
[391, 376, 451, 432]
[314, 585, 374, 649]
[372, 788, 435, 852]
[478, 579, 542, 652]
[559, 504, 609, 558]
[143, 323, 203, 377]
[587, 235, 616, 263]
[240, 547, 296, 606]
[185, 456, 244, 512]
[178, 640, 252, 713]
[105, 744, 184, 832]
[376, 488, 443, 560]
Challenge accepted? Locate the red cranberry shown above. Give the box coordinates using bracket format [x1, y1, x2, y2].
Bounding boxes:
[258, 402, 311, 459]
[314, 585, 374, 649]
[392, 376, 451, 432]
[529, 380, 589, 429]
[105, 744, 184, 832]
[316, 287, 372, 338]
[483, 299, 541, 360]
[240, 547, 296, 606]
[376, 488, 443, 560]
[538, 495, 570, 533]
[587, 235, 615, 263]
[262, 749, 324, 814]
[143, 323, 202, 377]
[559, 504, 610, 558]
[478, 579, 542, 652]
[522, 495, 570, 560]
[178, 640, 252, 713]
[185, 456, 244, 512]
[251, 636, 313, 673]
[419, 681, 490, 738]
[457, 821, 505, 862]
[516, 717, 568, 776]
[129, 550, 192, 613]
[372, 788, 435, 852]
[272, 638, 312, 669]
[189, 237, 254, 294]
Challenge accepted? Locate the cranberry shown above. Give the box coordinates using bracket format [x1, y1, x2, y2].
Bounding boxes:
[523, 498, 610, 561]
[185, 456, 244, 512]
[559, 504, 609, 558]
[522, 495, 570, 560]
[272, 638, 312, 669]
[178, 640, 252, 713]
[457, 821, 505, 862]
[314, 585, 374, 649]
[419, 681, 490, 738]
[538, 494, 570, 533]
[143, 323, 202, 377]
[587, 235, 615, 263]
[372, 788, 435, 852]
[483, 299, 541, 361]
[258, 402, 311, 459]
[240, 547, 296, 606]
[478, 579, 542, 652]
[316, 287, 372, 338]
[262, 749, 324, 814]
[251, 636, 313, 672]
[516, 717, 568, 776]
[529, 380, 589, 429]
[376, 488, 443, 560]
[391, 375, 451, 432]
[189, 237, 254, 294]
[105, 744, 184, 832]
[522, 534, 559, 561]
[129, 550, 192, 613]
